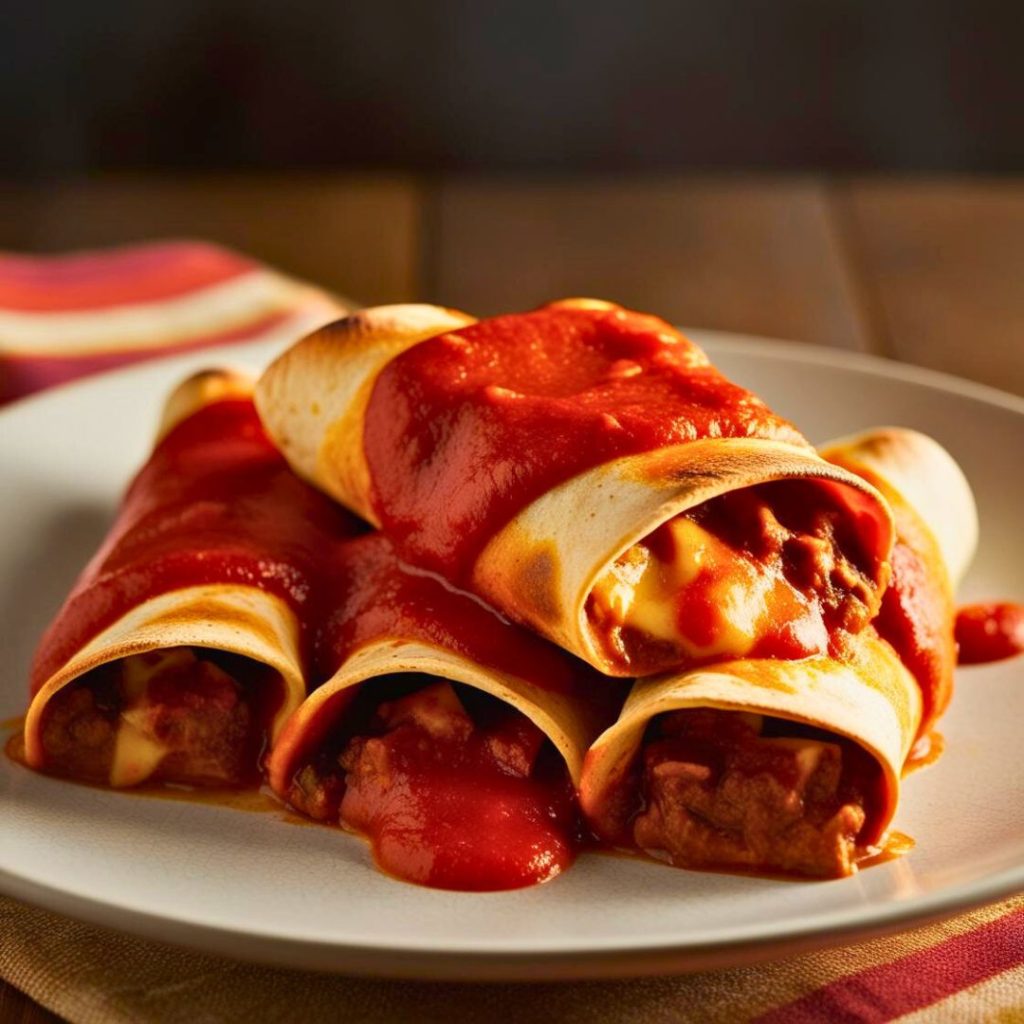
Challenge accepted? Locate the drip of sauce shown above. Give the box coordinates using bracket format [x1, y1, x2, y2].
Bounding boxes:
[343, 743, 578, 891]
[904, 731, 945, 775]
[288, 680, 581, 892]
[856, 831, 916, 869]
[5, 721, 26, 765]
[955, 602, 1024, 665]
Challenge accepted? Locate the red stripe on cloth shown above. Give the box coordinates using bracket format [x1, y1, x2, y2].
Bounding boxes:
[0, 309, 294, 404]
[753, 908, 1024, 1024]
[0, 241, 257, 311]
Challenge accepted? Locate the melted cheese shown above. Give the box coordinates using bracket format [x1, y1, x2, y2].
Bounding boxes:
[109, 713, 169, 787]
[106, 650, 196, 786]
[121, 647, 195, 699]
[591, 516, 828, 662]
[763, 737, 833, 790]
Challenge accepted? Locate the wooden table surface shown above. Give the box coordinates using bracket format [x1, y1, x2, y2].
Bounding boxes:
[2, 173, 1022, 1022]
[2, 174, 1022, 393]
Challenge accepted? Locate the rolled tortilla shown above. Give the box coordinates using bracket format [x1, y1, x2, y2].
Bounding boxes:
[257, 300, 896, 677]
[821, 427, 976, 591]
[24, 368, 360, 788]
[268, 532, 621, 891]
[579, 631, 921, 879]
[821, 427, 977, 733]
[579, 427, 974, 879]
[255, 304, 476, 524]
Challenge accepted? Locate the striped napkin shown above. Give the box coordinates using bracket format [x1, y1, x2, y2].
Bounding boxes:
[0, 240, 347, 404]
[2, 241, 1021, 1023]
[1, 894, 1021, 1023]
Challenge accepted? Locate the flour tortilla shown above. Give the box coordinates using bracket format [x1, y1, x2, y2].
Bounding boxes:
[256, 304, 895, 675]
[24, 369, 307, 772]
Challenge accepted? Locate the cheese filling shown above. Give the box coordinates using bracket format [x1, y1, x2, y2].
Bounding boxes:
[39, 648, 268, 788]
[587, 481, 881, 674]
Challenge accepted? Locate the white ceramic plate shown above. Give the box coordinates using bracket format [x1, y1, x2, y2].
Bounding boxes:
[2, 332, 1022, 980]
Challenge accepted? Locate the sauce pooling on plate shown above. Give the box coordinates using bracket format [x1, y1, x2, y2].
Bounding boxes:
[955, 602, 1024, 665]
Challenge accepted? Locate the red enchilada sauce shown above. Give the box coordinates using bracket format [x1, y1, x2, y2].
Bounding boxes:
[282, 534, 619, 891]
[288, 678, 580, 891]
[364, 302, 889, 675]
[29, 398, 362, 787]
[364, 303, 809, 577]
[955, 602, 1024, 665]
[31, 399, 361, 690]
[316, 533, 607, 700]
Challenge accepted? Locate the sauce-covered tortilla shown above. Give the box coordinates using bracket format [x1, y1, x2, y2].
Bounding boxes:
[257, 300, 894, 676]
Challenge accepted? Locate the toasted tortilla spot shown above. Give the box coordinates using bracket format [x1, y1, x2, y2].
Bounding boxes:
[149, 603, 280, 652]
[516, 544, 562, 624]
[318, 375, 377, 514]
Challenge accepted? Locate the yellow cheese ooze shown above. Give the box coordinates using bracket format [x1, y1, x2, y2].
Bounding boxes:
[107, 650, 196, 786]
[109, 712, 169, 787]
[591, 516, 829, 664]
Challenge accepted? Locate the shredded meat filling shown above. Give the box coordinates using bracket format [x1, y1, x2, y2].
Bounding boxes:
[588, 480, 884, 674]
[288, 680, 547, 822]
[40, 648, 262, 787]
[631, 709, 873, 878]
[286, 677, 579, 891]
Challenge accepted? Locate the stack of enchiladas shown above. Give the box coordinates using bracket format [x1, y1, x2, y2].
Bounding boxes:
[23, 298, 993, 890]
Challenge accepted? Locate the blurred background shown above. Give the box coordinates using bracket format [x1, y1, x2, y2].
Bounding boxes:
[2, 0, 1022, 390]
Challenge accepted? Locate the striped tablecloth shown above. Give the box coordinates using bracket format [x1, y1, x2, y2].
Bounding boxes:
[0, 240, 345, 403]
[1, 242, 1021, 1023]
[2, 895, 1021, 1023]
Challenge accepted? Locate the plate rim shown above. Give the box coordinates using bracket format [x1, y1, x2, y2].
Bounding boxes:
[3, 855, 1023, 980]
[2, 330, 1022, 979]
